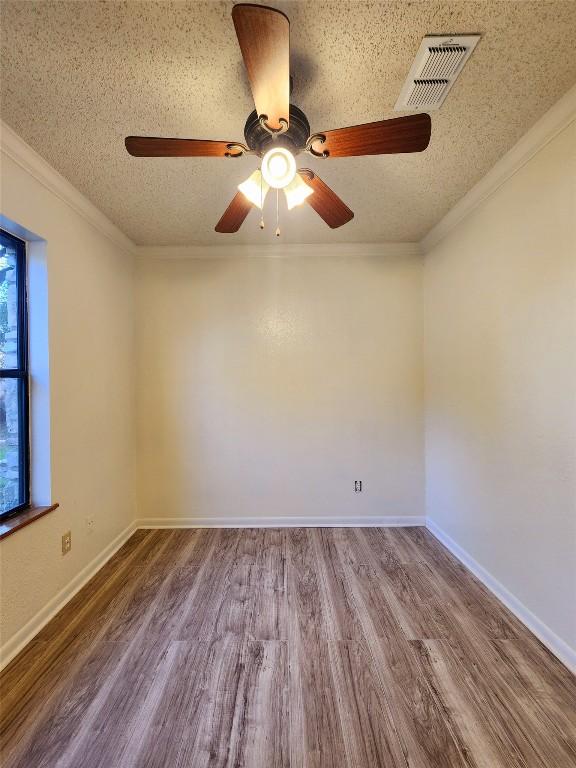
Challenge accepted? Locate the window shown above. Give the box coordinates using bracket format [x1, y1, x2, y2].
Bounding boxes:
[0, 230, 29, 517]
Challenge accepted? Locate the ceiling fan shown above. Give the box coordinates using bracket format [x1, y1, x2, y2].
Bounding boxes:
[125, 3, 431, 234]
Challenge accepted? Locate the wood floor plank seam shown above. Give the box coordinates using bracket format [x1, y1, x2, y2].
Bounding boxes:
[0, 530, 167, 749]
[0, 529, 155, 714]
[332, 528, 475, 768]
[1, 527, 575, 768]
[310, 529, 409, 768]
[52, 530, 225, 768]
[0, 530, 191, 767]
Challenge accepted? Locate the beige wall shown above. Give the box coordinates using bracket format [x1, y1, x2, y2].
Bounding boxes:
[2, 95, 574, 669]
[0, 149, 136, 655]
[136, 253, 424, 522]
[424, 120, 576, 653]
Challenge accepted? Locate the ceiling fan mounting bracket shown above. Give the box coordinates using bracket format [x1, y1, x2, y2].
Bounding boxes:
[244, 104, 311, 156]
[298, 168, 315, 180]
[224, 142, 253, 158]
[304, 134, 329, 158]
[258, 116, 289, 136]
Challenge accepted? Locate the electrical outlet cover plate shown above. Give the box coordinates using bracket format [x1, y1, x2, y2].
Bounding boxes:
[62, 531, 71, 555]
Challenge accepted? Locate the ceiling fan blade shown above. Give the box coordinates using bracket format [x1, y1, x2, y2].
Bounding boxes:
[298, 170, 354, 229]
[125, 136, 242, 157]
[310, 113, 431, 158]
[232, 4, 290, 131]
[215, 191, 253, 233]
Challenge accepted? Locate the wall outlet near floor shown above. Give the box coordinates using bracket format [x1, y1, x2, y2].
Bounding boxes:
[354, 480, 363, 493]
[86, 518, 95, 535]
[62, 530, 72, 555]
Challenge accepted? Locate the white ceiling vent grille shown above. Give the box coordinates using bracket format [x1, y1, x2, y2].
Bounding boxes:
[395, 35, 480, 111]
[406, 80, 449, 108]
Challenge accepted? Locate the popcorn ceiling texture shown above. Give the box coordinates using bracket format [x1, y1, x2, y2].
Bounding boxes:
[1, 0, 576, 246]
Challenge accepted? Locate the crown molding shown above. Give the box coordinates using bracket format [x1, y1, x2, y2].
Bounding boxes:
[1, 121, 136, 256]
[136, 242, 422, 260]
[1, 123, 421, 258]
[421, 84, 576, 254]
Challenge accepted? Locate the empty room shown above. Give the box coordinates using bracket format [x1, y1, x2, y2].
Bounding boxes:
[1, 1, 575, 766]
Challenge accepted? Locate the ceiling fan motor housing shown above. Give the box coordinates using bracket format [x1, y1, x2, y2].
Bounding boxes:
[244, 104, 311, 155]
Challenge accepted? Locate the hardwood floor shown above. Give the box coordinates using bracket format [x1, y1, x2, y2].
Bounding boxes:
[1, 527, 575, 767]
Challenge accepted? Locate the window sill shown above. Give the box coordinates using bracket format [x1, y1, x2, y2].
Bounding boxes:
[0, 503, 59, 541]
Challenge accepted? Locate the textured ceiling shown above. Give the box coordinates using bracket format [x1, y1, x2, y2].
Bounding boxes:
[1, 1, 576, 246]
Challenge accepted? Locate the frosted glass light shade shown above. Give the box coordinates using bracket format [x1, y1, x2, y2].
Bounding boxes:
[261, 147, 296, 189]
[283, 174, 314, 210]
[238, 170, 269, 209]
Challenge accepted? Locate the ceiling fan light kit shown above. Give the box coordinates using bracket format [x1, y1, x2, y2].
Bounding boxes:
[125, 3, 433, 234]
[237, 169, 269, 209]
[284, 174, 314, 210]
[261, 146, 296, 189]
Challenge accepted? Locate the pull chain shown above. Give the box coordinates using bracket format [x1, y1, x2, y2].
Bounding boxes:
[275, 188, 280, 237]
[259, 168, 265, 229]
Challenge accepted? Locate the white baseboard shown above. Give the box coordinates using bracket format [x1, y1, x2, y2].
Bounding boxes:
[426, 518, 576, 674]
[0, 520, 137, 671]
[135, 515, 426, 529]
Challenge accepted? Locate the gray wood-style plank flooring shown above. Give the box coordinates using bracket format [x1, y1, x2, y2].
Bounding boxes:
[1, 527, 575, 767]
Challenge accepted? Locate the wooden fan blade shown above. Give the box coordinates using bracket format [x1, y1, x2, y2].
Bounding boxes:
[125, 136, 241, 157]
[298, 170, 354, 229]
[311, 113, 431, 158]
[215, 191, 253, 233]
[232, 4, 290, 131]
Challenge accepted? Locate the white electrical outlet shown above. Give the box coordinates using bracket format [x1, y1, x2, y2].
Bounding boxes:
[86, 518, 95, 535]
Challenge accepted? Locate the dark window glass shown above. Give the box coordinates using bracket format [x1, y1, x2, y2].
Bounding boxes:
[0, 230, 29, 516]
